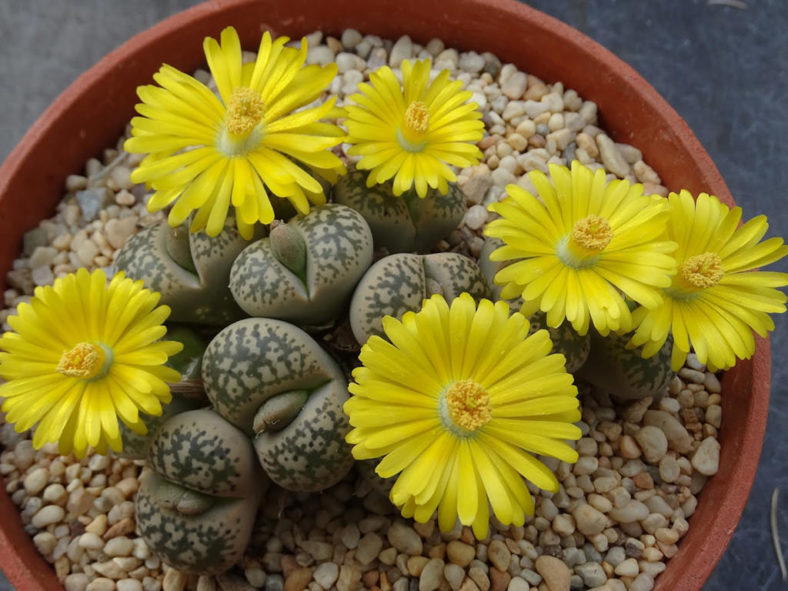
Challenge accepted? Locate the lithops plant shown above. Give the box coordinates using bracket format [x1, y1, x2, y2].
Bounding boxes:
[577, 330, 674, 401]
[202, 317, 354, 491]
[478, 236, 524, 311]
[333, 169, 467, 253]
[528, 312, 591, 374]
[118, 325, 211, 460]
[114, 211, 260, 325]
[136, 409, 264, 575]
[349, 252, 490, 344]
[230, 203, 373, 329]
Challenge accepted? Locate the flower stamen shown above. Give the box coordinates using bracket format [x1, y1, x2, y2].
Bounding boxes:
[397, 101, 430, 152]
[56, 342, 110, 380]
[225, 87, 264, 137]
[678, 252, 724, 290]
[571, 215, 613, 252]
[440, 379, 492, 435]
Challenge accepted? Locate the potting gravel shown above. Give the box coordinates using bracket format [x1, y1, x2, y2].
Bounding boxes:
[0, 30, 722, 591]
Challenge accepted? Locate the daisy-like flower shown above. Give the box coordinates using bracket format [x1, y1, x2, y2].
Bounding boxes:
[629, 190, 788, 371]
[484, 161, 678, 336]
[125, 27, 346, 239]
[344, 59, 484, 197]
[344, 293, 580, 539]
[0, 269, 182, 457]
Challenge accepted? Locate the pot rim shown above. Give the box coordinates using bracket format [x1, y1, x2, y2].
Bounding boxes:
[0, 1, 769, 590]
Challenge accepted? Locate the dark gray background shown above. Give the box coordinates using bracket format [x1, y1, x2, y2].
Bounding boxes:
[0, 0, 785, 589]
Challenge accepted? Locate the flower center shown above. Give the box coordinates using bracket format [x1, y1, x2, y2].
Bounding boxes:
[571, 215, 613, 252]
[218, 87, 265, 157]
[226, 87, 264, 137]
[677, 252, 724, 290]
[440, 379, 492, 436]
[56, 342, 112, 380]
[555, 215, 613, 269]
[397, 101, 430, 152]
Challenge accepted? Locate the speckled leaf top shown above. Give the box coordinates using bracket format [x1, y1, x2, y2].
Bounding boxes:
[333, 170, 467, 253]
[230, 204, 373, 328]
[136, 409, 263, 575]
[113, 212, 260, 325]
[147, 409, 261, 497]
[202, 317, 353, 491]
[578, 331, 674, 401]
[349, 252, 490, 345]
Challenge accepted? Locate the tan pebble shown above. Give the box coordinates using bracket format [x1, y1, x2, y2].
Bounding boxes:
[388, 521, 423, 555]
[163, 568, 187, 591]
[596, 133, 630, 177]
[86, 514, 108, 536]
[336, 564, 362, 591]
[196, 576, 217, 591]
[105, 217, 139, 250]
[23, 466, 49, 495]
[487, 540, 511, 571]
[428, 542, 446, 560]
[618, 435, 641, 459]
[489, 567, 510, 591]
[378, 547, 397, 566]
[551, 514, 575, 537]
[113, 557, 141, 572]
[633, 426, 668, 464]
[32, 504, 65, 528]
[632, 472, 654, 490]
[66, 573, 90, 591]
[609, 500, 649, 523]
[117, 580, 143, 591]
[691, 437, 720, 476]
[468, 566, 490, 591]
[93, 560, 128, 579]
[419, 558, 444, 591]
[86, 577, 116, 591]
[79, 532, 105, 550]
[705, 404, 722, 429]
[643, 411, 694, 453]
[115, 190, 136, 207]
[284, 568, 313, 591]
[571, 503, 607, 536]
[458, 578, 480, 591]
[105, 536, 135, 557]
[33, 531, 58, 556]
[445, 540, 475, 567]
[407, 555, 430, 576]
[534, 555, 571, 591]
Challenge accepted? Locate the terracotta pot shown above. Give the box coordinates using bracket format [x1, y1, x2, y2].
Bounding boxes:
[0, 1, 768, 589]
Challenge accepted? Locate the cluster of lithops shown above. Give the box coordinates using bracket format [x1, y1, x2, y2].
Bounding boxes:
[4, 24, 787, 588]
[109, 168, 486, 573]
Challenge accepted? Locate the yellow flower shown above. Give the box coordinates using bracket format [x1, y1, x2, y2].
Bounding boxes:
[344, 59, 484, 197]
[484, 161, 677, 336]
[0, 269, 183, 457]
[344, 293, 580, 539]
[629, 190, 788, 371]
[125, 27, 346, 239]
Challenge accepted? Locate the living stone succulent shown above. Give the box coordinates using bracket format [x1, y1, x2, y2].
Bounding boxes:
[349, 252, 490, 345]
[136, 409, 264, 575]
[333, 169, 467, 253]
[201, 317, 354, 491]
[577, 330, 674, 401]
[230, 204, 373, 329]
[118, 325, 211, 459]
[114, 211, 261, 325]
[477, 236, 524, 311]
[529, 312, 591, 374]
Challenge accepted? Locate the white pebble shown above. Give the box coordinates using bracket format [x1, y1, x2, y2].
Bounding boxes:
[117, 580, 143, 591]
[23, 467, 49, 495]
[389, 35, 413, 67]
[691, 437, 720, 476]
[32, 504, 65, 528]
